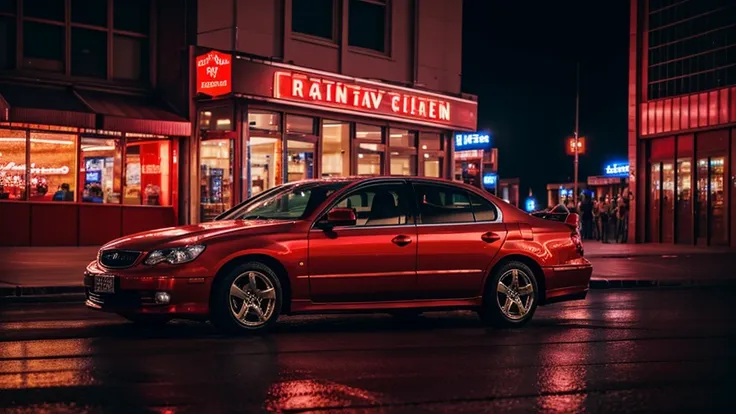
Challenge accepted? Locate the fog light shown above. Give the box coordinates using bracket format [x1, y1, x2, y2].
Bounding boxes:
[154, 292, 171, 304]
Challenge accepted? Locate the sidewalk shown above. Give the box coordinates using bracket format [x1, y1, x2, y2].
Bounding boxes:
[1, 243, 735, 298]
[583, 240, 736, 258]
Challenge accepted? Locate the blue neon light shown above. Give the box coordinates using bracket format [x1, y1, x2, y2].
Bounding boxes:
[525, 197, 537, 212]
[482, 173, 497, 189]
[604, 162, 629, 177]
[454, 132, 491, 151]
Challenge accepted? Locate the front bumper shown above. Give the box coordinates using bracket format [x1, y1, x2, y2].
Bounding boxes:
[83, 272, 211, 316]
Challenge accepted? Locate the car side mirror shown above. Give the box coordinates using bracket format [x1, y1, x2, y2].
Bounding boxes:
[318, 207, 357, 230]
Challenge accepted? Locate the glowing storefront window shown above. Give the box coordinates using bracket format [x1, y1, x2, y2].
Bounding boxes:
[0, 129, 28, 200]
[321, 120, 350, 177]
[29, 132, 77, 202]
[80, 137, 123, 204]
[123, 140, 172, 206]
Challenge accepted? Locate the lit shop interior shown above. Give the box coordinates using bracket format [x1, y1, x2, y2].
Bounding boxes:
[0, 128, 174, 206]
[196, 107, 449, 221]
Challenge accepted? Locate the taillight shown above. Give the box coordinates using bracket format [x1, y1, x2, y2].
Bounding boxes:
[571, 232, 584, 256]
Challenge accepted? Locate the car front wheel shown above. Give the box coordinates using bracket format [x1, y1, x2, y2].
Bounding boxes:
[211, 261, 283, 334]
[478, 261, 539, 328]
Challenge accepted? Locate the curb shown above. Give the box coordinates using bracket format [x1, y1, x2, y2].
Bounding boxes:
[586, 252, 734, 259]
[589, 278, 736, 289]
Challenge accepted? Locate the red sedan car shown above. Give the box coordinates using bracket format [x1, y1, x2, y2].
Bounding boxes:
[84, 176, 592, 333]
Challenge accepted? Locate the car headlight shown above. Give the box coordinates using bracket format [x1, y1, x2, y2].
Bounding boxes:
[144, 245, 206, 265]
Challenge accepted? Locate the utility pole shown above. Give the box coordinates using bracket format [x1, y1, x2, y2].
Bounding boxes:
[573, 62, 580, 207]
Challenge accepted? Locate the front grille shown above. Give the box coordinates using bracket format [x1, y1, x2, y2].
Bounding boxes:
[87, 289, 152, 307]
[98, 249, 141, 269]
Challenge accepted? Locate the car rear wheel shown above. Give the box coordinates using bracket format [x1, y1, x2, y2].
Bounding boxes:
[211, 261, 283, 334]
[478, 261, 538, 329]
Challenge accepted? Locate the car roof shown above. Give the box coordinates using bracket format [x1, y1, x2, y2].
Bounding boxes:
[287, 175, 463, 186]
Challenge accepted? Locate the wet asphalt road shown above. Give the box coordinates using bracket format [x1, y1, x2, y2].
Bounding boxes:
[2, 288, 736, 413]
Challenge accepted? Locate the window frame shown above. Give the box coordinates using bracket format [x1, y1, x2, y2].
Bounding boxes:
[290, 0, 339, 45]
[11, 0, 152, 84]
[347, 0, 391, 56]
[311, 180, 416, 230]
[410, 181, 503, 226]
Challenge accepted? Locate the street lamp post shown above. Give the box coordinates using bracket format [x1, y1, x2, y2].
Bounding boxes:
[573, 62, 580, 207]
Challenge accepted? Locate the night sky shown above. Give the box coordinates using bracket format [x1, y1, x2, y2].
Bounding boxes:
[462, 0, 630, 201]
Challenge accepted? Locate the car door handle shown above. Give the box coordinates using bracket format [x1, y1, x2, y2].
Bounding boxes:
[391, 235, 413, 247]
[481, 232, 501, 243]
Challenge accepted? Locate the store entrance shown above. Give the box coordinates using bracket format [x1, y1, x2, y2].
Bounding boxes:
[696, 156, 727, 245]
[199, 138, 234, 222]
[286, 138, 316, 182]
[648, 161, 674, 243]
[248, 136, 281, 197]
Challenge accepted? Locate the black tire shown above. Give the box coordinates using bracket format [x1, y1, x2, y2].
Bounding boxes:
[478, 261, 539, 329]
[210, 261, 283, 334]
[119, 313, 171, 326]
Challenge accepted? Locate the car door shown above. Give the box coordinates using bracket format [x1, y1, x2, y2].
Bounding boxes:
[308, 181, 418, 303]
[412, 182, 507, 299]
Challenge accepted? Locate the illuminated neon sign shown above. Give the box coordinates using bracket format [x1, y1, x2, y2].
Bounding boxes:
[454, 132, 491, 151]
[195, 50, 232, 97]
[273, 71, 460, 125]
[604, 163, 629, 177]
[482, 173, 497, 189]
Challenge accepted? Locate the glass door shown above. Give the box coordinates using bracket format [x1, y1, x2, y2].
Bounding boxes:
[696, 157, 709, 244]
[248, 136, 281, 197]
[321, 120, 350, 177]
[709, 157, 726, 245]
[661, 162, 675, 243]
[675, 158, 692, 244]
[649, 162, 661, 242]
[200, 139, 234, 221]
[286, 139, 316, 182]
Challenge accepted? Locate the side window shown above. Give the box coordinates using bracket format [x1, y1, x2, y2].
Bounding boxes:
[469, 193, 499, 222]
[330, 184, 412, 227]
[414, 184, 475, 224]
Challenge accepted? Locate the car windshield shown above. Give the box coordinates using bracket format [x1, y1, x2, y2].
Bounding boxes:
[217, 182, 350, 221]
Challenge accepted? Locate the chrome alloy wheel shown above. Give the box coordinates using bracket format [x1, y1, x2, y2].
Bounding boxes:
[229, 271, 277, 327]
[496, 268, 535, 320]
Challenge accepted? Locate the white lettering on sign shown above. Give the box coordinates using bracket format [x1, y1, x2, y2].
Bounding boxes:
[200, 80, 228, 89]
[0, 162, 70, 175]
[454, 133, 490, 149]
[604, 163, 630, 176]
[197, 53, 231, 68]
[274, 72, 452, 123]
[142, 164, 161, 174]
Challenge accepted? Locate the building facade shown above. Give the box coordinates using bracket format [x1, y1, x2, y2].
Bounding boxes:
[629, 0, 736, 246]
[191, 0, 477, 223]
[0, 0, 195, 246]
[0, 0, 477, 246]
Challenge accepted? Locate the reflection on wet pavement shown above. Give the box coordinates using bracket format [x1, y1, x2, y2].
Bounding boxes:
[1, 288, 735, 412]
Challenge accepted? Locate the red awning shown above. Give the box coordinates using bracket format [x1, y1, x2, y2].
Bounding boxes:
[0, 83, 96, 128]
[76, 90, 191, 137]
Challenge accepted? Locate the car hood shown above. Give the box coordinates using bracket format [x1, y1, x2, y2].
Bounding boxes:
[101, 219, 295, 251]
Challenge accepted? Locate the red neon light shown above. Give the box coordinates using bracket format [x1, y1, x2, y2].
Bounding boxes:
[196, 51, 232, 97]
[273, 71, 473, 127]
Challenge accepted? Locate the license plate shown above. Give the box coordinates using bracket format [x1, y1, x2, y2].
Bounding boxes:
[93, 275, 115, 293]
